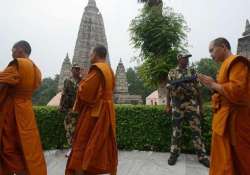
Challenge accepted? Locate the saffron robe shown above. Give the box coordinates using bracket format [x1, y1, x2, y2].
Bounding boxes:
[65, 62, 118, 175]
[0, 58, 47, 175]
[209, 55, 250, 175]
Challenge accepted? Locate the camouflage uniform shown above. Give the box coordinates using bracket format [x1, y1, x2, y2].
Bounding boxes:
[167, 66, 207, 159]
[59, 77, 80, 145]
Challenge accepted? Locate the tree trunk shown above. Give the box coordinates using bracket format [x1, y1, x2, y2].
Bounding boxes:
[158, 77, 167, 104]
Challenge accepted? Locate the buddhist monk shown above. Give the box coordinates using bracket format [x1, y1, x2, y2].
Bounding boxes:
[0, 41, 47, 175]
[65, 45, 118, 175]
[198, 38, 250, 175]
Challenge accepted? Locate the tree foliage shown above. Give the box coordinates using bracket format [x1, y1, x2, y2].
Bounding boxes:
[129, 6, 188, 87]
[138, 0, 163, 7]
[126, 67, 154, 102]
[196, 58, 220, 79]
[32, 75, 59, 105]
[195, 58, 220, 102]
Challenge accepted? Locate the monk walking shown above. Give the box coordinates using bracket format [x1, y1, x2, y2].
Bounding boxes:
[198, 38, 250, 175]
[65, 45, 118, 175]
[0, 41, 47, 175]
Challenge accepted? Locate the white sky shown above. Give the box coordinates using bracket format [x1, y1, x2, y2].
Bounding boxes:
[0, 0, 249, 78]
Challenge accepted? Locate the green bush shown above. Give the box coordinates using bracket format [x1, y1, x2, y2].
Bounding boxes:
[34, 105, 212, 153]
[34, 106, 67, 150]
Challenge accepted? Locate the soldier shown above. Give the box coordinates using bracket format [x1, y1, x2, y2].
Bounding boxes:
[165, 54, 209, 167]
[59, 64, 81, 156]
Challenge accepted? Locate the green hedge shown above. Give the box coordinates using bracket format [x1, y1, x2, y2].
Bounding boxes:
[34, 106, 67, 150]
[34, 105, 212, 153]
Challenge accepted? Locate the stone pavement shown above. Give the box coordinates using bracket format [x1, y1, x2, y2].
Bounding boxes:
[45, 150, 209, 175]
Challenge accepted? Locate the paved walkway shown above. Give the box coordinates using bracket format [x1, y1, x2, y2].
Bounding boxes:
[45, 150, 209, 175]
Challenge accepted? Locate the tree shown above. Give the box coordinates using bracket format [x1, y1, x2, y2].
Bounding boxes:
[129, 6, 188, 87]
[32, 75, 59, 105]
[196, 58, 220, 79]
[195, 58, 220, 102]
[138, 0, 163, 8]
[126, 67, 154, 102]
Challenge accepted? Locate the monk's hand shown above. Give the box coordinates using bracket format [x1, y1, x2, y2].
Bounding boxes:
[197, 74, 216, 90]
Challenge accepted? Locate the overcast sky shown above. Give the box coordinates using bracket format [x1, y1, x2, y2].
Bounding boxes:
[0, 0, 249, 78]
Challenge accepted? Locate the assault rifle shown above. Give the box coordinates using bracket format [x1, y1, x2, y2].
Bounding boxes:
[168, 75, 197, 87]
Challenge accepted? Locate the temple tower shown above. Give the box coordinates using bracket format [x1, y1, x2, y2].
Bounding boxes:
[237, 19, 250, 58]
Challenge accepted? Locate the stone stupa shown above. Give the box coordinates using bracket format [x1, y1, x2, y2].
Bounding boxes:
[237, 19, 250, 58]
[114, 59, 143, 104]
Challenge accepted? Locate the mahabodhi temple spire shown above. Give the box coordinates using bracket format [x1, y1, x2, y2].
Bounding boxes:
[72, 0, 110, 71]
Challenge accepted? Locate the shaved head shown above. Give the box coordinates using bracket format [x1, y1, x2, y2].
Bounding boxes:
[12, 40, 32, 59]
[13, 40, 32, 55]
[211, 37, 231, 51]
[90, 44, 107, 64]
[209, 37, 232, 63]
[93, 45, 107, 58]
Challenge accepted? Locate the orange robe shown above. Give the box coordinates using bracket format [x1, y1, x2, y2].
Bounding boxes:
[65, 62, 118, 175]
[0, 58, 47, 175]
[210, 55, 250, 175]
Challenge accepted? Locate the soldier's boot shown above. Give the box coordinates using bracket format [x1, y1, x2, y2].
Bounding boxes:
[198, 157, 210, 168]
[168, 152, 179, 166]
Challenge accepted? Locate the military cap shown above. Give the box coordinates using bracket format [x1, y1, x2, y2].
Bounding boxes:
[177, 53, 192, 60]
